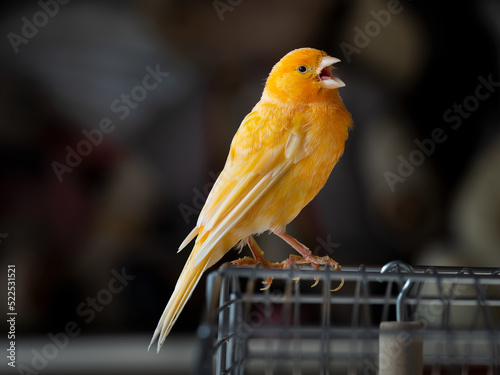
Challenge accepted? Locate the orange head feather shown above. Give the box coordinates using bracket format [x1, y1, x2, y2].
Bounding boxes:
[263, 48, 346, 104]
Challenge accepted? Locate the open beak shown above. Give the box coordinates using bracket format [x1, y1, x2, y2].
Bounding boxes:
[317, 56, 345, 89]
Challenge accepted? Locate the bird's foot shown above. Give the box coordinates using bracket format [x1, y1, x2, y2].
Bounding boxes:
[231, 256, 260, 267]
[282, 253, 339, 269]
[283, 254, 343, 291]
[231, 255, 286, 269]
[273, 231, 343, 290]
[232, 236, 287, 290]
[231, 256, 285, 290]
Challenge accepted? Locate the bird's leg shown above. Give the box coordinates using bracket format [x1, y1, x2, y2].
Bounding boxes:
[232, 235, 285, 290]
[232, 236, 285, 268]
[275, 232, 340, 269]
[274, 231, 342, 290]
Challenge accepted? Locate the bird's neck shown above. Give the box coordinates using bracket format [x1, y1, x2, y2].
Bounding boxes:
[261, 87, 344, 108]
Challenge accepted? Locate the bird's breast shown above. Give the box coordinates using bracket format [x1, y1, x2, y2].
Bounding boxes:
[258, 103, 351, 232]
[292, 104, 349, 195]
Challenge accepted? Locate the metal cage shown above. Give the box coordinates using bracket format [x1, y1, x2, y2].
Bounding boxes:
[194, 261, 500, 374]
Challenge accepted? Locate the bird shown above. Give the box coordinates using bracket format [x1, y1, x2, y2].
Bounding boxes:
[149, 47, 352, 352]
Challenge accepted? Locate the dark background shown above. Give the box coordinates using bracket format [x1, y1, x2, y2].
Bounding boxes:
[0, 0, 499, 373]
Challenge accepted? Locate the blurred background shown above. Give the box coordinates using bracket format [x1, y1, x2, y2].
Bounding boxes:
[0, 0, 499, 373]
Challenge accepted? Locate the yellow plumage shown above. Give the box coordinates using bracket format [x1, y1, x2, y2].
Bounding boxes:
[150, 48, 353, 352]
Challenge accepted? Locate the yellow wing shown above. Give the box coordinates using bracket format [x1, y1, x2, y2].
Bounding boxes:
[179, 107, 310, 265]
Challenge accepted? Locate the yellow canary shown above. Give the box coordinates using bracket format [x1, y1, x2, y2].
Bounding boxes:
[150, 48, 352, 351]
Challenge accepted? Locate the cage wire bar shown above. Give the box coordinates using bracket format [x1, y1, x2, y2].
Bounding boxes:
[194, 261, 500, 375]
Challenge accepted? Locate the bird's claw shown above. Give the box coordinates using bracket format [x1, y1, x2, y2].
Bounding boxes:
[311, 277, 320, 288]
[260, 276, 274, 291]
[331, 277, 344, 292]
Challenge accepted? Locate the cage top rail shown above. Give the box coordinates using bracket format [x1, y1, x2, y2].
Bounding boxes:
[209, 262, 500, 281]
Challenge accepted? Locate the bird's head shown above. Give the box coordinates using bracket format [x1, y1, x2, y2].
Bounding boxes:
[263, 48, 345, 104]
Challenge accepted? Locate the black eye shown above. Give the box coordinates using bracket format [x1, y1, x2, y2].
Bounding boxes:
[297, 65, 307, 73]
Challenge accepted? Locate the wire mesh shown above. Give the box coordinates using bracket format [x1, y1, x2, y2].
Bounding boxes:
[195, 261, 500, 375]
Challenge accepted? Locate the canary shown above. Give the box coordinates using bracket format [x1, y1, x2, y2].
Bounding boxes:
[150, 48, 352, 352]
